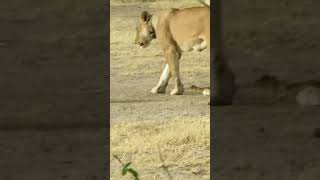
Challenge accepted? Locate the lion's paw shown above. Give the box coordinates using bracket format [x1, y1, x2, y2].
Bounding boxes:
[170, 88, 184, 95]
[151, 86, 166, 94]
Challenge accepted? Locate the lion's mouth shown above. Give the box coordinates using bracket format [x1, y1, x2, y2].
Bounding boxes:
[139, 42, 144, 46]
[139, 42, 149, 48]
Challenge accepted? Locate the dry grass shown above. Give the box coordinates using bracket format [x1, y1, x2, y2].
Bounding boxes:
[111, 117, 210, 179]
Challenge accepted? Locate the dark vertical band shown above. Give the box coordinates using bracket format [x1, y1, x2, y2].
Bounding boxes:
[105, 0, 111, 179]
[210, 0, 221, 179]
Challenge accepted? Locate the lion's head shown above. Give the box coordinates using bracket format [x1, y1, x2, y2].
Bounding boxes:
[134, 11, 156, 48]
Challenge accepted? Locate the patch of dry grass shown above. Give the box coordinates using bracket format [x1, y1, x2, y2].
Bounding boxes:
[110, 117, 210, 179]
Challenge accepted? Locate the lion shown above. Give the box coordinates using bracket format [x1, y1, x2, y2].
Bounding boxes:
[135, 0, 237, 106]
[135, 6, 210, 95]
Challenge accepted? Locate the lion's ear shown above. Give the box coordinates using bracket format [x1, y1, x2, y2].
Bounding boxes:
[141, 11, 151, 22]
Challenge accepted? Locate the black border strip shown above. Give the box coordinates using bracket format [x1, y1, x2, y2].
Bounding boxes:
[105, 0, 110, 179]
[210, 0, 219, 179]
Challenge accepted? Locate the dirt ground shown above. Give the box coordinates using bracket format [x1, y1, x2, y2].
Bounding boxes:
[110, 1, 210, 123]
[111, 0, 320, 180]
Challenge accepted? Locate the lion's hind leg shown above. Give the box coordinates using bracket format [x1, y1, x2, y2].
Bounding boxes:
[165, 47, 184, 95]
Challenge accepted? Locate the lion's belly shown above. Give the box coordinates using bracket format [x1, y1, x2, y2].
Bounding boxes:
[179, 38, 207, 52]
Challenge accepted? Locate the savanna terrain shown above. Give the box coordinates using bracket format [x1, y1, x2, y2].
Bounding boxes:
[110, 1, 210, 179]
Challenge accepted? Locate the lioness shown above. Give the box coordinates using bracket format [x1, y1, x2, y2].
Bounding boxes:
[135, 6, 210, 95]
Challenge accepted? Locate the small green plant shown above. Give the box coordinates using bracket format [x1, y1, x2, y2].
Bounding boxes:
[113, 155, 140, 180]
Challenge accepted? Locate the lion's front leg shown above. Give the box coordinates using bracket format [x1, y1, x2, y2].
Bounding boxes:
[151, 64, 171, 94]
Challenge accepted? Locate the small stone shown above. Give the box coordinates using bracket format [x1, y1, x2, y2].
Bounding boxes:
[202, 89, 210, 96]
[191, 167, 203, 174]
[296, 86, 320, 106]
